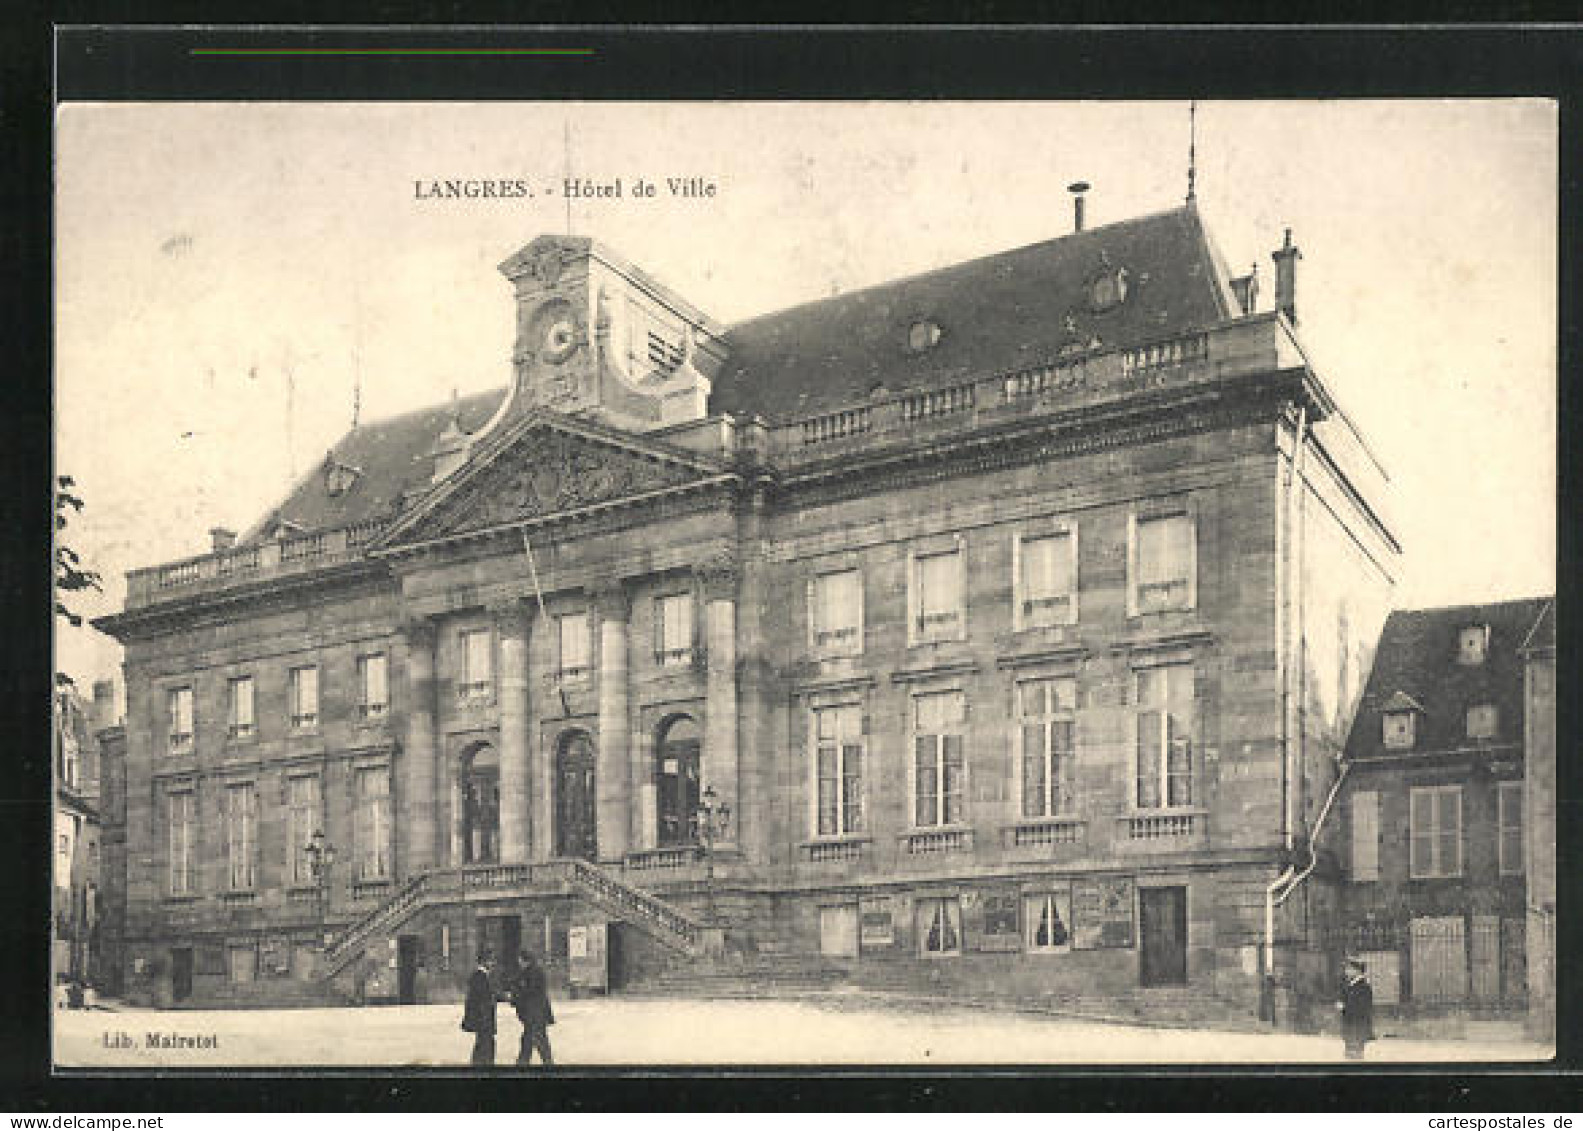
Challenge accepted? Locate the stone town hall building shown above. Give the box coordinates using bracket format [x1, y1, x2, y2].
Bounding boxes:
[96, 196, 1400, 1018]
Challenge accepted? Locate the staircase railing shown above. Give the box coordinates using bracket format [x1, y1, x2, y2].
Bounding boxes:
[561, 857, 705, 953]
[323, 873, 429, 977]
[320, 857, 707, 980]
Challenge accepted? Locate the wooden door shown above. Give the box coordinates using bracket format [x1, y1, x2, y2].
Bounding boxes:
[1139, 886, 1188, 987]
[397, 935, 419, 1004]
[171, 947, 193, 1002]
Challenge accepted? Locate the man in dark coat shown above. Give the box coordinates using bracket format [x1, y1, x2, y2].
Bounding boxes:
[511, 951, 555, 1067]
[1338, 956, 1374, 1060]
[460, 951, 497, 1067]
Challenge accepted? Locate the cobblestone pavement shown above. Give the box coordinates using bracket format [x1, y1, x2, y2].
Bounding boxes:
[54, 996, 1554, 1069]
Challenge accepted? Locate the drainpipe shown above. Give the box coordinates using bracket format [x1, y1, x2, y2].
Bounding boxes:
[1265, 402, 1309, 1020]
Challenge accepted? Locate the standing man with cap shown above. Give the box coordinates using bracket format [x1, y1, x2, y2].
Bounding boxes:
[1338, 956, 1375, 1060]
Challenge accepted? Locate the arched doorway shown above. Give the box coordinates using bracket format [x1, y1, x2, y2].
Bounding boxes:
[655, 715, 701, 847]
[459, 743, 500, 865]
[555, 730, 597, 860]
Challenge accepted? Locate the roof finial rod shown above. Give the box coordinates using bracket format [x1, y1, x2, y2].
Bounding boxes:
[1186, 100, 1198, 204]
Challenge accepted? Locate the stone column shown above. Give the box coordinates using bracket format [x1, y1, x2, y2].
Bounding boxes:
[593, 580, 631, 863]
[400, 617, 439, 875]
[700, 556, 740, 847]
[492, 597, 533, 864]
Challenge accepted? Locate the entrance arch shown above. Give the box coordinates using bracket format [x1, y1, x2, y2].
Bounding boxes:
[655, 715, 701, 847]
[555, 730, 598, 860]
[458, 743, 500, 865]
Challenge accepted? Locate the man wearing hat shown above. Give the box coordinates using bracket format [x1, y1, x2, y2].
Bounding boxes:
[1337, 956, 1375, 1060]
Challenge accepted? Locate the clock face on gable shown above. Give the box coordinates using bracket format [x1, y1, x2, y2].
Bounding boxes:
[525, 297, 583, 366]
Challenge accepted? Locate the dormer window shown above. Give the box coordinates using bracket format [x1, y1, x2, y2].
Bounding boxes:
[1466, 704, 1499, 740]
[324, 459, 362, 498]
[906, 319, 942, 354]
[1087, 265, 1130, 313]
[1457, 624, 1489, 665]
[1383, 711, 1416, 750]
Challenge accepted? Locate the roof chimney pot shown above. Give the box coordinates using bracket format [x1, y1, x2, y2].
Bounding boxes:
[1271, 227, 1302, 325]
[1067, 181, 1091, 233]
[209, 527, 236, 553]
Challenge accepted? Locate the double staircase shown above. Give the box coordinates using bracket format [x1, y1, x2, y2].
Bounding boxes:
[321, 858, 707, 981]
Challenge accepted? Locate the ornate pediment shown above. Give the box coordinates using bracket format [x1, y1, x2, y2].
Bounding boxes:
[382, 418, 719, 547]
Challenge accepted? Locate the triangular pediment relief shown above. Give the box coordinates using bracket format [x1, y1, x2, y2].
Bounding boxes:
[376, 412, 729, 549]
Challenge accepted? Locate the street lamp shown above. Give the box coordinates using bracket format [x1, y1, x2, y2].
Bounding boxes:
[691, 784, 731, 924]
[305, 829, 337, 947]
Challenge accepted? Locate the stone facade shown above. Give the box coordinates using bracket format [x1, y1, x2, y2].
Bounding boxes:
[96, 203, 1398, 1023]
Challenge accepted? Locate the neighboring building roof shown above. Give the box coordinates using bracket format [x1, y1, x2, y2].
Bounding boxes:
[1346, 596, 1553, 760]
[245, 387, 508, 543]
[711, 202, 1238, 419]
[1520, 597, 1555, 655]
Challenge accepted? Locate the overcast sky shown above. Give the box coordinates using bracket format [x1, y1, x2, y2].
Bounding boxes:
[55, 100, 1557, 689]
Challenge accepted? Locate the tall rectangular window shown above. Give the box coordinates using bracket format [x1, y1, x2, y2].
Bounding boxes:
[355, 767, 391, 882]
[811, 570, 863, 653]
[656, 593, 695, 667]
[167, 686, 194, 753]
[1019, 677, 1077, 817]
[812, 704, 864, 837]
[225, 782, 257, 890]
[1016, 530, 1076, 628]
[459, 629, 493, 700]
[912, 547, 965, 642]
[558, 613, 591, 679]
[1350, 790, 1380, 881]
[287, 775, 321, 886]
[1132, 511, 1194, 613]
[1498, 781, 1524, 876]
[357, 653, 389, 720]
[227, 676, 255, 740]
[1409, 785, 1463, 878]
[913, 690, 966, 827]
[288, 665, 319, 730]
[167, 790, 194, 895]
[1134, 663, 1194, 809]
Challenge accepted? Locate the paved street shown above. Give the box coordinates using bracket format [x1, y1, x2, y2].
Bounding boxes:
[54, 995, 1553, 1068]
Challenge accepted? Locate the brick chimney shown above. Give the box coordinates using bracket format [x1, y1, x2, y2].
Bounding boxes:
[209, 527, 236, 552]
[1271, 229, 1302, 325]
[1068, 181, 1090, 233]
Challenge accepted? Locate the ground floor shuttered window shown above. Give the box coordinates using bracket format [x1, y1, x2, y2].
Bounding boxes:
[917, 896, 962, 956]
[1025, 890, 1072, 953]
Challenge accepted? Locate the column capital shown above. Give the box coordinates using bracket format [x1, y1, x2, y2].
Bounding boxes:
[400, 615, 438, 649]
[695, 551, 739, 601]
[590, 577, 633, 621]
[487, 594, 534, 636]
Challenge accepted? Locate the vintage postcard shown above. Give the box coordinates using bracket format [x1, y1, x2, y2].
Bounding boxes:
[52, 95, 1557, 1070]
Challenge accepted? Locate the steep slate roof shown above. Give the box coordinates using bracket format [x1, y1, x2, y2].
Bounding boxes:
[710, 202, 1239, 420]
[245, 202, 1240, 539]
[245, 387, 507, 543]
[1346, 597, 1552, 760]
